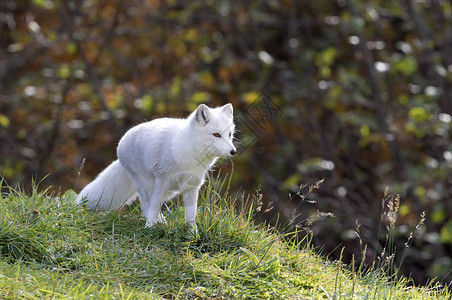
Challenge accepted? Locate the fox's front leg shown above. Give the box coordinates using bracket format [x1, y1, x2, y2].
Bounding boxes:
[183, 187, 200, 235]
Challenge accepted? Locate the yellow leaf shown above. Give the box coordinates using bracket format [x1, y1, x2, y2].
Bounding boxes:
[184, 28, 198, 42]
[360, 125, 370, 137]
[190, 92, 210, 103]
[141, 95, 153, 113]
[409, 107, 430, 122]
[199, 71, 214, 87]
[399, 204, 410, 217]
[243, 91, 260, 105]
[0, 114, 10, 127]
[170, 76, 181, 97]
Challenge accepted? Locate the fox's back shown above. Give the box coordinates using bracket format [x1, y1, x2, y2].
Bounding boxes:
[117, 117, 189, 175]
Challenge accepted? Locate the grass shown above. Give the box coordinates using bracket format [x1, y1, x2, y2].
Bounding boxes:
[0, 177, 450, 299]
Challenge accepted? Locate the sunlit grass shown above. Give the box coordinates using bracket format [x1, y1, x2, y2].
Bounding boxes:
[0, 177, 450, 299]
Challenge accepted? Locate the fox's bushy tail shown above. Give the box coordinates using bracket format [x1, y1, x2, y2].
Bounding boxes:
[76, 160, 136, 211]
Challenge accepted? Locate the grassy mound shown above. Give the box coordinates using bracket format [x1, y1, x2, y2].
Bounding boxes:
[0, 178, 449, 299]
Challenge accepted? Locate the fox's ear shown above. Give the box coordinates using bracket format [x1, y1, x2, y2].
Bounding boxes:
[221, 103, 233, 116]
[195, 104, 210, 126]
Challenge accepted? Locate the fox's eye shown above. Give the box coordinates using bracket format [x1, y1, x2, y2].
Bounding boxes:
[213, 133, 221, 138]
[229, 132, 232, 138]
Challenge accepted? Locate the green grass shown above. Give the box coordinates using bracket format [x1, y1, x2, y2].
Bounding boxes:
[0, 177, 450, 299]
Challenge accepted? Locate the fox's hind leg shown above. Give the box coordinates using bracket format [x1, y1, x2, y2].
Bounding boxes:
[123, 171, 165, 226]
[139, 176, 169, 227]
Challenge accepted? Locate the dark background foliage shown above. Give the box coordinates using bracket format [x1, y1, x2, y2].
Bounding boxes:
[1, 0, 451, 286]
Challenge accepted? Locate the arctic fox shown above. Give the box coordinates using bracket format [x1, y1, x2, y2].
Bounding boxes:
[76, 103, 236, 232]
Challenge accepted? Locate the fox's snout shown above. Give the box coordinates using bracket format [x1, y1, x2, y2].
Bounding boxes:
[225, 143, 237, 157]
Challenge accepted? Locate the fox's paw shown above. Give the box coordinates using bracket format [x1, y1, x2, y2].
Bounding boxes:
[144, 213, 167, 228]
[187, 223, 198, 239]
[158, 213, 167, 224]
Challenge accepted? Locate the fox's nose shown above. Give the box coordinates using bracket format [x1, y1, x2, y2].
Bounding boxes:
[230, 149, 237, 156]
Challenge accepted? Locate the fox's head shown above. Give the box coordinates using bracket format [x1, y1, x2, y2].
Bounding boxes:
[192, 103, 236, 158]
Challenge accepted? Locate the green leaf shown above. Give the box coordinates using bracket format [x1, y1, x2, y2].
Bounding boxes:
[392, 56, 417, 76]
[408, 107, 430, 122]
[431, 205, 446, 224]
[240, 247, 259, 266]
[315, 47, 338, 67]
[281, 173, 301, 191]
[360, 125, 370, 137]
[66, 42, 77, 55]
[440, 220, 452, 244]
[57, 64, 70, 79]
[170, 76, 182, 97]
[359, 125, 371, 147]
[141, 95, 153, 113]
[190, 91, 210, 104]
[324, 85, 341, 108]
[32, 0, 45, 7]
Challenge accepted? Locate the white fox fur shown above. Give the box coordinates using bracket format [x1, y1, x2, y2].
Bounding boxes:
[76, 103, 236, 232]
